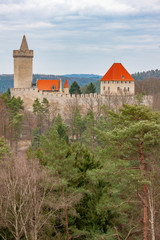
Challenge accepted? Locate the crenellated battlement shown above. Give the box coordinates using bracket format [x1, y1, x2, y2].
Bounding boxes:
[13, 50, 34, 58]
[10, 87, 153, 117]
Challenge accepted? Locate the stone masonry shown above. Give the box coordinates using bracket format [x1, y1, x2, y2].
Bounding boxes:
[13, 35, 33, 88]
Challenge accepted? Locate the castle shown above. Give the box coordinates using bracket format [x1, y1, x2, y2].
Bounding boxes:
[11, 36, 151, 117]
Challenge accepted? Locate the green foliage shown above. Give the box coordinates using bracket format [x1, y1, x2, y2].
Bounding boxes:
[54, 114, 69, 144]
[69, 81, 82, 95]
[31, 127, 41, 150]
[0, 137, 10, 159]
[3, 96, 24, 149]
[85, 82, 96, 94]
[95, 104, 160, 239]
[136, 93, 144, 104]
[81, 110, 96, 150]
[73, 107, 85, 140]
[33, 98, 50, 134]
[132, 69, 160, 80]
[3, 103, 160, 239]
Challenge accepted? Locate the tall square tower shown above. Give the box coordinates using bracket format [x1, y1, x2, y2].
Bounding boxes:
[13, 35, 34, 88]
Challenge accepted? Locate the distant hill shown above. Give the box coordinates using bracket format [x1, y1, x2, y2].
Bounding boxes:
[0, 69, 160, 93]
[0, 74, 102, 93]
[131, 69, 160, 80]
[0, 75, 14, 93]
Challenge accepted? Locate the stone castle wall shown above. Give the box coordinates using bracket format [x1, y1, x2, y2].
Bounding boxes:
[11, 88, 153, 120]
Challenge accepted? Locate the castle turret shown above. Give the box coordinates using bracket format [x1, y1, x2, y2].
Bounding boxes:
[13, 35, 34, 88]
[59, 78, 62, 93]
[63, 79, 69, 94]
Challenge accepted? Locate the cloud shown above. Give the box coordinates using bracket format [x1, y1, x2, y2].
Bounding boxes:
[0, 0, 160, 74]
[0, 0, 160, 16]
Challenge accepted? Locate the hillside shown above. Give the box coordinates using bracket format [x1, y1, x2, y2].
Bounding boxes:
[0, 74, 102, 93]
[0, 69, 160, 93]
[132, 69, 160, 80]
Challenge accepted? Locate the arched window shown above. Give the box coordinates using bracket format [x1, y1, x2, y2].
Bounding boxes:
[52, 85, 55, 90]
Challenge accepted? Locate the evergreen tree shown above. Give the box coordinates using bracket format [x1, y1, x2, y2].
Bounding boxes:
[33, 98, 50, 134]
[31, 127, 40, 150]
[96, 104, 160, 240]
[81, 110, 96, 150]
[54, 114, 69, 144]
[73, 107, 85, 140]
[69, 81, 82, 95]
[85, 82, 96, 94]
[0, 137, 10, 159]
[4, 96, 24, 150]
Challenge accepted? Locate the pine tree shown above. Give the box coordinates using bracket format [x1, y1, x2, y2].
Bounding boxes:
[69, 81, 82, 95]
[31, 127, 40, 150]
[4, 96, 24, 151]
[96, 104, 160, 240]
[33, 98, 50, 134]
[54, 114, 69, 144]
[85, 82, 96, 94]
[0, 137, 10, 159]
[73, 107, 85, 140]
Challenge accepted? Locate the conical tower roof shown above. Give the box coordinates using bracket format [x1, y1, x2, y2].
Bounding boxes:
[64, 79, 69, 88]
[20, 35, 29, 51]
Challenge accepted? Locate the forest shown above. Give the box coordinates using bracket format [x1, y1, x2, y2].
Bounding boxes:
[1, 68, 160, 93]
[0, 88, 160, 240]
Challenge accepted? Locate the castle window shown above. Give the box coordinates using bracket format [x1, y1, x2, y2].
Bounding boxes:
[108, 81, 110, 84]
[121, 81, 123, 84]
[122, 75, 124, 79]
[117, 87, 120, 91]
[125, 81, 127, 84]
[103, 86, 105, 90]
[117, 81, 119, 83]
[128, 87, 130, 91]
[52, 85, 55, 90]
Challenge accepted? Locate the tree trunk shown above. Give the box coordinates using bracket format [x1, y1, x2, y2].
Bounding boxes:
[139, 137, 148, 240]
[143, 183, 148, 240]
[148, 186, 155, 240]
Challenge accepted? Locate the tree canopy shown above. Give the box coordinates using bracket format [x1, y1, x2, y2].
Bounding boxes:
[69, 81, 82, 95]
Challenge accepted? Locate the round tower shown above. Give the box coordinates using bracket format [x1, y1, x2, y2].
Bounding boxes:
[63, 79, 69, 94]
[13, 35, 34, 88]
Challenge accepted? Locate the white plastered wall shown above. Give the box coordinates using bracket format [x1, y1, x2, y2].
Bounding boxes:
[100, 81, 135, 95]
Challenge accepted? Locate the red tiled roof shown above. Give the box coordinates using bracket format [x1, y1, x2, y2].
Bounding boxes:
[63, 79, 69, 88]
[101, 63, 134, 81]
[37, 79, 59, 91]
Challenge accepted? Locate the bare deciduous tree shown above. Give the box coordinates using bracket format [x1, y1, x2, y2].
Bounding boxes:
[0, 156, 59, 240]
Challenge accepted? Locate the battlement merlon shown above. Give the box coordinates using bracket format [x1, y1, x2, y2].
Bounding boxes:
[13, 50, 34, 58]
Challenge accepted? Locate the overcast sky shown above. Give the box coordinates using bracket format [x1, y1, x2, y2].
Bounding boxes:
[0, 0, 160, 75]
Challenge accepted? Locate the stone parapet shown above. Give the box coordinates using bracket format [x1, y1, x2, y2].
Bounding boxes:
[13, 50, 34, 58]
[10, 88, 153, 119]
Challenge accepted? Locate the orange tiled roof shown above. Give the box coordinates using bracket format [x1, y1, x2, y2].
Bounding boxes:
[63, 79, 69, 88]
[37, 79, 59, 91]
[101, 63, 134, 81]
